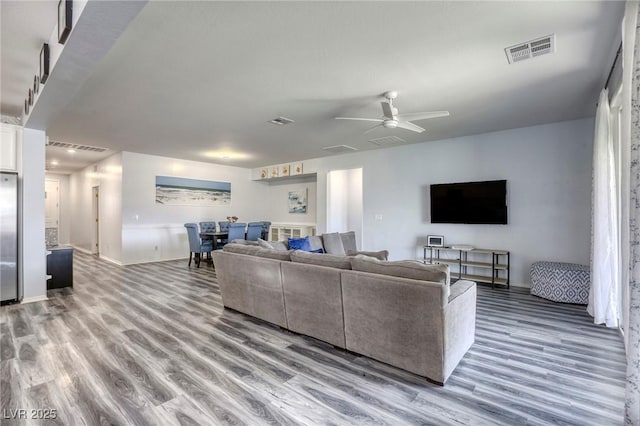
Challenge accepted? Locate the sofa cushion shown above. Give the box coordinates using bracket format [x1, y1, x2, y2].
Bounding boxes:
[288, 236, 312, 251]
[321, 232, 346, 256]
[340, 231, 358, 253]
[308, 235, 324, 251]
[255, 248, 293, 261]
[258, 238, 289, 251]
[257, 238, 274, 249]
[351, 253, 381, 262]
[223, 243, 262, 256]
[230, 239, 259, 245]
[290, 250, 352, 270]
[347, 250, 389, 261]
[351, 258, 450, 297]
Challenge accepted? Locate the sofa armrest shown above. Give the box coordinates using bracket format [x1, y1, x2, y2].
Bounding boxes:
[448, 280, 475, 303]
[442, 280, 476, 384]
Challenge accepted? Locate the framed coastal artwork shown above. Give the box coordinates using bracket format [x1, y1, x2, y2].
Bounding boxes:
[155, 176, 231, 206]
[288, 189, 307, 214]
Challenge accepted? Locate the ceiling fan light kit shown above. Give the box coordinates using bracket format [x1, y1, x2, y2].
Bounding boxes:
[335, 90, 449, 134]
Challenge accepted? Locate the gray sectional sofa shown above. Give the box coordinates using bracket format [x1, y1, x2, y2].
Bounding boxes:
[212, 243, 477, 385]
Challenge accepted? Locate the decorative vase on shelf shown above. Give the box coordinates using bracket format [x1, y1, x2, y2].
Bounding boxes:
[227, 216, 238, 223]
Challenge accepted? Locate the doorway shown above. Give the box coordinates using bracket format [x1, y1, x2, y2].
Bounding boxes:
[327, 168, 363, 246]
[45, 179, 59, 247]
[92, 186, 100, 256]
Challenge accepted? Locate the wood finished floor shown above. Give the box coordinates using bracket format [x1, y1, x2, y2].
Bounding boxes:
[0, 252, 626, 425]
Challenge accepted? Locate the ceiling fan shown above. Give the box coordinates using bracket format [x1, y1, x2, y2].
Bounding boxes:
[335, 91, 449, 134]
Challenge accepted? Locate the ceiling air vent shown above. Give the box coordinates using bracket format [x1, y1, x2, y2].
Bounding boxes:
[47, 140, 108, 152]
[505, 34, 555, 64]
[322, 145, 358, 154]
[368, 135, 407, 147]
[268, 116, 294, 126]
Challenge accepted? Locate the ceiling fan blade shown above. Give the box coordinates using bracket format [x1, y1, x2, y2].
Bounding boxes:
[335, 117, 384, 122]
[396, 111, 450, 122]
[363, 124, 383, 134]
[381, 102, 394, 119]
[397, 121, 426, 133]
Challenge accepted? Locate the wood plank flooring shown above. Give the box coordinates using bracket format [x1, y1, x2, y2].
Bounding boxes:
[0, 252, 626, 425]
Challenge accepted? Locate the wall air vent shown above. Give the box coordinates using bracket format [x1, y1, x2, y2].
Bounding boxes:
[368, 135, 407, 147]
[47, 140, 108, 152]
[322, 145, 358, 154]
[268, 116, 294, 126]
[505, 34, 555, 64]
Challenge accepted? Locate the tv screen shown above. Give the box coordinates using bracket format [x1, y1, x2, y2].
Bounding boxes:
[430, 180, 507, 224]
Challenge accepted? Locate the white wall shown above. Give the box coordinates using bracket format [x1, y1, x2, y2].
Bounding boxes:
[264, 176, 317, 226]
[21, 128, 47, 301]
[45, 172, 71, 245]
[327, 168, 363, 246]
[69, 153, 122, 263]
[297, 118, 593, 287]
[120, 152, 269, 264]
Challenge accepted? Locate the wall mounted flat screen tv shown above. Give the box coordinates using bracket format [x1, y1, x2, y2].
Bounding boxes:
[430, 180, 507, 224]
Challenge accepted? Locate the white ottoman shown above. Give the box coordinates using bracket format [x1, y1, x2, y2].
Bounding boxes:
[530, 261, 590, 304]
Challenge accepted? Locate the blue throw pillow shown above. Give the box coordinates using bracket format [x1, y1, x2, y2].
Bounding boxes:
[309, 248, 325, 254]
[288, 236, 311, 251]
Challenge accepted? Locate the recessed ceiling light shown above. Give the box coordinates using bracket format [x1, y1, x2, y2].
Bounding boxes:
[51, 160, 59, 166]
[67, 149, 76, 153]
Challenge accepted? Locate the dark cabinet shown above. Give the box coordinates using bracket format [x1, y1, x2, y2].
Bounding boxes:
[47, 247, 73, 289]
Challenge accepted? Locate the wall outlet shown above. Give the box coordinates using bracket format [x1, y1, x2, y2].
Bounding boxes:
[374, 214, 383, 221]
[154, 245, 158, 251]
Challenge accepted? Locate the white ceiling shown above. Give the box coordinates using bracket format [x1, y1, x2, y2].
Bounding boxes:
[1, 1, 625, 170]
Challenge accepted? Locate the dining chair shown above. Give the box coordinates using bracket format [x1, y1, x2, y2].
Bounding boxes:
[199, 221, 216, 233]
[227, 223, 247, 242]
[246, 223, 263, 241]
[260, 221, 271, 240]
[217, 221, 231, 247]
[184, 223, 213, 268]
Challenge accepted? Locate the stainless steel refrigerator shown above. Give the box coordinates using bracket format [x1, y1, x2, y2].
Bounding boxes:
[1, 172, 18, 304]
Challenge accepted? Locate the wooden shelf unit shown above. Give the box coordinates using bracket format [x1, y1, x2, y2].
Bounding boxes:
[423, 246, 510, 288]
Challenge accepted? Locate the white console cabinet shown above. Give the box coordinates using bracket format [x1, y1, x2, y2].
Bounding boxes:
[269, 224, 316, 242]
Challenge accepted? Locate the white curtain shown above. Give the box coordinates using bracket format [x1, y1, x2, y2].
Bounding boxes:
[623, 1, 639, 424]
[588, 89, 621, 327]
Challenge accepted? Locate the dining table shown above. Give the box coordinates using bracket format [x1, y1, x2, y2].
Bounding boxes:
[199, 231, 229, 251]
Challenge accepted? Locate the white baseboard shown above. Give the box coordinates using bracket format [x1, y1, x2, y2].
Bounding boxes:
[99, 255, 122, 266]
[21, 295, 48, 304]
[72, 245, 93, 255]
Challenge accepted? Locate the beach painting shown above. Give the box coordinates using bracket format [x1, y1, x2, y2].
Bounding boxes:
[155, 176, 231, 206]
[288, 189, 307, 214]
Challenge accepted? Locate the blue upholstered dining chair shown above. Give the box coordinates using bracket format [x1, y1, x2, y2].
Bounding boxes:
[227, 223, 247, 242]
[199, 221, 216, 233]
[184, 223, 213, 268]
[246, 223, 263, 241]
[217, 221, 230, 247]
[260, 221, 271, 240]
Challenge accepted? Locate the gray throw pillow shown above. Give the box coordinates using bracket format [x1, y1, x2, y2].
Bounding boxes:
[257, 238, 274, 249]
[271, 240, 289, 251]
[290, 250, 352, 270]
[347, 250, 389, 261]
[340, 231, 357, 253]
[308, 235, 324, 251]
[321, 232, 346, 256]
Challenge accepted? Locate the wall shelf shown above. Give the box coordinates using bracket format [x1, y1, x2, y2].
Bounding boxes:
[423, 246, 510, 288]
[253, 172, 317, 183]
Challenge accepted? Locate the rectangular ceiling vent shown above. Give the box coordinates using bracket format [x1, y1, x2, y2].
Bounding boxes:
[505, 34, 555, 64]
[368, 135, 407, 147]
[268, 116, 294, 126]
[47, 140, 108, 152]
[322, 144, 358, 154]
